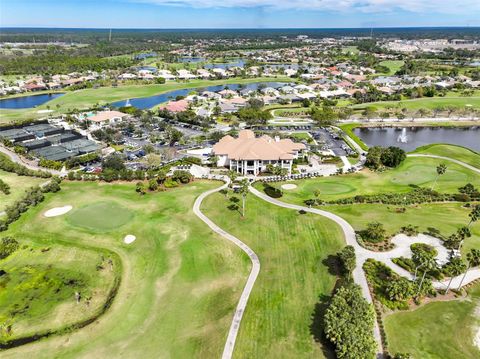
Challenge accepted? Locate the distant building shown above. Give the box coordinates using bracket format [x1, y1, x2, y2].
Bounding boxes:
[212, 129, 306, 176]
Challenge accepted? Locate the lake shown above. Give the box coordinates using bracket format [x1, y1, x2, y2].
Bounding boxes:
[0, 93, 64, 109]
[112, 81, 288, 109]
[353, 126, 480, 152]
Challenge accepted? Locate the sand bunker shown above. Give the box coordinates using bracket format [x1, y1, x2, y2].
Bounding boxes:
[124, 235, 136, 244]
[44, 205, 73, 217]
[281, 184, 297, 190]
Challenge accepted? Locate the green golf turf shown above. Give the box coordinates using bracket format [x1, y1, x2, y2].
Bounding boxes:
[2, 181, 249, 358]
[384, 283, 480, 359]
[67, 201, 133, 231]
[202, 192, 345, 358]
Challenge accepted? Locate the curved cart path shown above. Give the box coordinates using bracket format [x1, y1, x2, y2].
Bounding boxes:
[248, 186, 384, 354]
[407, 153, 480, 174]
[193, 178, 260, 359]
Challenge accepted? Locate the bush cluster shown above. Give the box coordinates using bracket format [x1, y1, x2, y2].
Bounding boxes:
[365, 146, 406, 170]
[0, 178, 61, 232]
[0, 179, 10, 195]
[0, 153, 51, 178]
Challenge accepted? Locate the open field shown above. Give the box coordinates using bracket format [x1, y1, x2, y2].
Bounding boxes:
[202, 191, 345, 358]
[377, 60, 405, 76]
[413, 144, 480, 169]
[384, 283, 480, 359]
[0, 170, 46, 213]
[258, 155, 480, 204]
[2, 181, 249, 358]
[0, 76, 293, 124]
[0, 241, 118, 343]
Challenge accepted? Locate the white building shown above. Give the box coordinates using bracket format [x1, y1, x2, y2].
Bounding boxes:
[212, 129, 306, 176]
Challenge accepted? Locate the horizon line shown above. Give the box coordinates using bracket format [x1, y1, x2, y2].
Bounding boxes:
[1, 26, 480, 30]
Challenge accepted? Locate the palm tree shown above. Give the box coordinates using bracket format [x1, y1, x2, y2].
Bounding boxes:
[239, 179, 249, 218]
[431, 163, 447, 190]
[468, 204, 480, 227]
[457, 249, 480, 290]
[456, 226, 471, 251]
[416, 256, 437, 298]
[443, 257, 466, 294]
[412, 250, 429, 280]
[227, 170, 238, 188]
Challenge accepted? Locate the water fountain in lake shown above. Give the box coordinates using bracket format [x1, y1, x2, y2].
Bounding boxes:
[125, 99, 131, 107]
[397, 128, 408, 143]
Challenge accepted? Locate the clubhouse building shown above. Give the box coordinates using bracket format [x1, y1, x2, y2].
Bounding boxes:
[212, 129, 306, 176]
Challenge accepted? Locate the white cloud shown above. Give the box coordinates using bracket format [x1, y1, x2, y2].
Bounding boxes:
[132, 0, 480, 14]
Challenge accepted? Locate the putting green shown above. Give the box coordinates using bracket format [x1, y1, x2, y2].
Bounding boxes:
[390, 164, 468, 186]
[316, 181, 356, 195]
[67, 201, 133, 231]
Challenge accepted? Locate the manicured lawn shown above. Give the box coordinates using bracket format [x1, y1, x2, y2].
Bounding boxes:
[261, 156, 480, 204]
[413, 144, 480, 169]
[325, 202, 480, 254]
[0, 77, 293, 124]
[67, 201, 134, 231]
[0, 170, 45, 213]
[202, 192, 345, 358]
[2, 181, 249, 358]
[384, 283, 480, 359]
[351, 95, 480, 111]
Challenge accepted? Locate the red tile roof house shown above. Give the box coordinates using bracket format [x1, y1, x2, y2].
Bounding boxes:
[212, 129, 306, 176]
[158, 99, 189, 113]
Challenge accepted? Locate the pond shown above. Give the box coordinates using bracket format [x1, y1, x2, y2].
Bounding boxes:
[204, 59, 246, 69]
[111, 81, 288, 109]
[0, 93, 64, 109]
[353, 126, 480, 152]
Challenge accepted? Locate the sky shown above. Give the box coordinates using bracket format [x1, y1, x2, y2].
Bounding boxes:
[1, 0, 479, 28]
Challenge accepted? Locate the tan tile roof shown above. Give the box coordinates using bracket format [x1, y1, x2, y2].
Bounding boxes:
[89, 110, 128, 123]
[213, 129, 306, 161]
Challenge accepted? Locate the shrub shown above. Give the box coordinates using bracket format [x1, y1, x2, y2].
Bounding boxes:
[0, 237, 19, 259]
[400, 224, 419, 236]
[164, 178, 179, 188]
[263, 183, 283, 198]
[0, 179, 10, 195]
[172, 170, 193, 184]
[0, 153, 51, 178]
[360, 222, 386, 243]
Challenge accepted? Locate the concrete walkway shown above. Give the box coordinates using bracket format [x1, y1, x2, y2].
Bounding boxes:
[193, 178, 260, 359]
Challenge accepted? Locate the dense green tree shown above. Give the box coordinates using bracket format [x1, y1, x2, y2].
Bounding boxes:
[338, 245, 356, 280]
[324, 284, 377, 359]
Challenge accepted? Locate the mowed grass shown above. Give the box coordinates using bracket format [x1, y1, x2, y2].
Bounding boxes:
[0, 242, 117, 342]
[325, 202, 480, 254]
[377, 60, 405, 76]
[202, 192, 345, 358]
[384, 283, 480, 359]
[413, 144, 480, 169]
[2, 181, 249, 359]
[0, 170, 45, 213]
[67, 201, 134, 231]
[261, 156, 480, 204]
[351, 95, 480, 111]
